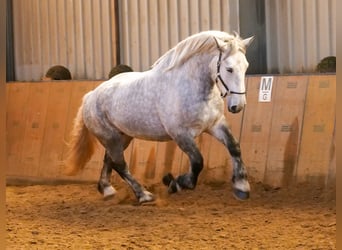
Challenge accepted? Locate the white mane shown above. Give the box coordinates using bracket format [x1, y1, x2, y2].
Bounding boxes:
[152, 30, 247, 71]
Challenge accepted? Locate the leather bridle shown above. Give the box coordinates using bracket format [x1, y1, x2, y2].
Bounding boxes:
[214, 38, 246, 97]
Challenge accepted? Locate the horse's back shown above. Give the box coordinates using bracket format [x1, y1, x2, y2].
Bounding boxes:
[81, 71, 172, 141]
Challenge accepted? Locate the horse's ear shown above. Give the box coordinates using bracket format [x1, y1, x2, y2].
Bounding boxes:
[213, 37, 227, 51]
[242, 36, 255, 48]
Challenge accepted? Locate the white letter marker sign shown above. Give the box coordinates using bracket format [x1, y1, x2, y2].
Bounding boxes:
[258, 76, 274, 102]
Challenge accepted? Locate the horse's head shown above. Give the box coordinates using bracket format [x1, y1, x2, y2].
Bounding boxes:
[211, 35, 254, 113]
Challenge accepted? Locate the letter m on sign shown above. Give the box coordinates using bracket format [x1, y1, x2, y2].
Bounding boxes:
[258, 76, 273, 102]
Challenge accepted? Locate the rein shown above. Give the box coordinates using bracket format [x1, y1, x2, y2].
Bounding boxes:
[213, 38, 246, 97]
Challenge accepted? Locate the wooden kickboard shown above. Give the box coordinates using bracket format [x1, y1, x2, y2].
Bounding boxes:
[197, 133, 213, 182]
[240, 76, 277, 182]
[129, 139, 158, 184]
[38, 82, 72, 178]
[6, 83, 31, 176]
[264, 76, 308, 187]
[154, 140, 184, 184]
[326, 122, 336, 187]
[6, 76, 336, 186]
[296, 75, 336, 185]
[20, 83, 50, 177]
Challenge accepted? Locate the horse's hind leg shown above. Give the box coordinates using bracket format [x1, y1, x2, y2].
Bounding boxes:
[208, 118, 250, 200]
[111, 157, 154, 203]
[99, 134, 154, 203]
[97, 151, 117, 199]
[97, 134, 131, 199]
[163, 134, 203, 193]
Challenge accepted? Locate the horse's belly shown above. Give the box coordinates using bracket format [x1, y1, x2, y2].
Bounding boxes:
[109, 109, 172, 141]
[115, 120, 172, 141]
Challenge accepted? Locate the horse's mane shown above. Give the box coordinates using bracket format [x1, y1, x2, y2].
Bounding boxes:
[152, 30, 246, 71]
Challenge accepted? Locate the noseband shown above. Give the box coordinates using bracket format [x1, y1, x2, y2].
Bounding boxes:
[214, 38, 246, 98]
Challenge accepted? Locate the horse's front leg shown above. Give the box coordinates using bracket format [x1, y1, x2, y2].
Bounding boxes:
[163, 134, 203, 193]
[208, 119, 250, 200]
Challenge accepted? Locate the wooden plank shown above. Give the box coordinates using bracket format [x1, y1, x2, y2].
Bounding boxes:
[326, 120, 335, 187]
[197, 133, 213, 182]
[240, 76, 277, 182]
[296, 75, 336, 185]
[38, 82, 72, 178]
[6, 83, 31, 176]
[20, 83, 50, 177]
[264, 76, 308, 187]
[129, 139, 158, 184]
[154, 141, 184, 184]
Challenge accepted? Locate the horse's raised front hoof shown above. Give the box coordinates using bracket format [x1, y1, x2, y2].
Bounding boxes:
[162, 173, 180, 193]
[163, 173, 178, 194]
[103, 186, 116, 200]
[162, 173, 174, 186]
[233, 188, 250, 201]
[139, 190, 155, 204]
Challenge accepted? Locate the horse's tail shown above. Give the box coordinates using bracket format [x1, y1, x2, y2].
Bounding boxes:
[64, 103, 97, 176]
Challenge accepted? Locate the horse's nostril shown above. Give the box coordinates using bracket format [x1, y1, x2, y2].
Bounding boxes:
[230, 105, 237, 112]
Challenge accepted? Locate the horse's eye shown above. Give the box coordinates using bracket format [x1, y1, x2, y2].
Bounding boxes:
[226, 67, 233, 73]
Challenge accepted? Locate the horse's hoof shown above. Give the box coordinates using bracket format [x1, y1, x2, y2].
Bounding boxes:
[139, 191, 155, 204]
[162, 173, 174, 186]
[167, 180, 181, 193]
[233, 188, 250, 200]
[103, 186, 116, 200]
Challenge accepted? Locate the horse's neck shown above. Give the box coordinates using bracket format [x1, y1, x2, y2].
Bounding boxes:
[181, 53, 214, 83]
[166, 54, 215, 96]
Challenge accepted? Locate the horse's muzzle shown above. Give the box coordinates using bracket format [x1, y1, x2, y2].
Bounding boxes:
[228, 105, 244, 113]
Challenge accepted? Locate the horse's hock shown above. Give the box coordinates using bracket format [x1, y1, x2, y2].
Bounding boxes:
[6, 75, 336, 188]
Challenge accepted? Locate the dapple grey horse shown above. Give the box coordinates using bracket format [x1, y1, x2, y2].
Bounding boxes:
[65, 30, 254, 203]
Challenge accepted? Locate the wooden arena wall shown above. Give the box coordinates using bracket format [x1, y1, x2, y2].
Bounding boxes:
[6, 75, 336, 187]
